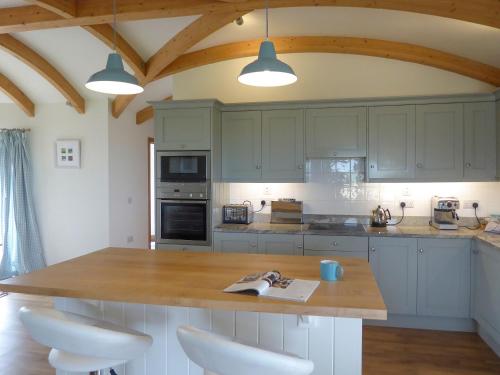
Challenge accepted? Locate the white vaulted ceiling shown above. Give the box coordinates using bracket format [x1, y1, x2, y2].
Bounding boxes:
[0, 2, 498, 118]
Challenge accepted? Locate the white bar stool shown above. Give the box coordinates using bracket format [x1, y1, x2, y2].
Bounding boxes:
[19, 306, 153, 375]
[177, 325, 314, 375]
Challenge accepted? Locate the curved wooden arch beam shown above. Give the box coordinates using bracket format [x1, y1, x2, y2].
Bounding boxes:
[112, 10, 248, 118]
[136, 96, 172, 125]
[2, 1, 500, 33]
[0, 34, 85, 113]
[0, 73, 35, 117]
[155, 36, 500, 87]
[26, 0, 76, 18]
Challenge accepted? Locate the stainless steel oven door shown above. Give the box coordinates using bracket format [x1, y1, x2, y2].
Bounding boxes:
[156, 151, 210, 186]
[156, 199, 211, 246]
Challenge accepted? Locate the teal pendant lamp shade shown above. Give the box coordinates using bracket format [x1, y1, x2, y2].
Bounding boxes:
[86, 53, 144, 95]
[238, 41, 297, 87]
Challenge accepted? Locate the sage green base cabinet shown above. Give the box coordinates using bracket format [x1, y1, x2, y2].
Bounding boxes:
[472, 240, 500, 354]
[368, 105, 416, 180]
[221, 110, 304, 182]
[368, 237, 418, 315]
[369, 237, 471, 319]
[417, 238, 471, 318]
[415, 103, 464, 180]
[464, 102, 497, 180]
[306, 107, 367, 158]
[155, 108, 212, 150]
[304, 235, 368, 260]
[213, 232, 303, 255]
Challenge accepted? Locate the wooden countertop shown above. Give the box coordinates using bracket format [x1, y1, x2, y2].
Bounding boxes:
[0, 248, 387, 320]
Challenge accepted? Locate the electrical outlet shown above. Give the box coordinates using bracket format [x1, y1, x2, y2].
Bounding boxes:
[263, 185, 272, 196]
[400, 200, 414, 208]
[463, 200, 480, 209]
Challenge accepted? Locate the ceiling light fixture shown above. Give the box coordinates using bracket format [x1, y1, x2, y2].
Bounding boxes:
[238, 1, 297, 87]
[85, 0, 143, 95]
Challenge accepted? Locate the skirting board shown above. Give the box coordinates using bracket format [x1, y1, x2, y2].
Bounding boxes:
[478, 325, 500, 357]
[364, 314, 476, 332]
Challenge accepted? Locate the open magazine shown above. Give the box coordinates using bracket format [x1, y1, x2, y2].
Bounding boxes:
[223, 271, 319, 303]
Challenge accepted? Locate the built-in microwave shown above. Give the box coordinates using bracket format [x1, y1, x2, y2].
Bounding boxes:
[156, 199, 211, 246]
[156, 151, 210, 186]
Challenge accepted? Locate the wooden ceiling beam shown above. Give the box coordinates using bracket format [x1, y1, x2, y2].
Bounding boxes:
[0, 34, 85, 113]
[112, 10, 247, 118]
[0, 1, 499, 33]
[154, 36, 500, 87]
[25, 0, 76, 18]
[0, 73, 35, 117]
[136, 96, 172, 125]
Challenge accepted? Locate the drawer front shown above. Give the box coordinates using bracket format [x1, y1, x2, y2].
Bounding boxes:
[304, 250, 368, 260]
[304, 235, 368, 252]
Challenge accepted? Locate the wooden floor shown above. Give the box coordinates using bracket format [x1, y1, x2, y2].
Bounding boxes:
[1, 294, 499, 375]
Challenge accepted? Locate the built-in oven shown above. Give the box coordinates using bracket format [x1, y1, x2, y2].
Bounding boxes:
[156, 151, 210, 186]
[156, 198, 211, 246]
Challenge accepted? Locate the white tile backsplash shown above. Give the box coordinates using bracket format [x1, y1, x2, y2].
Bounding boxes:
[229, 159, 500, 218]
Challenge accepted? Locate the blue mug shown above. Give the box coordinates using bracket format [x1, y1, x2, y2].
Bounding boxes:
[320, 260, 344, 281]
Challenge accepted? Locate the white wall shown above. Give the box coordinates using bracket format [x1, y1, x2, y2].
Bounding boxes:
[0, 101, 110, 265]
[173, 53, 494, 102]
[108, 107, 154, 248]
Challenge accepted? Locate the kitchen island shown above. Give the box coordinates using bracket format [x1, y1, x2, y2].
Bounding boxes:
[0, 248, 386, 375]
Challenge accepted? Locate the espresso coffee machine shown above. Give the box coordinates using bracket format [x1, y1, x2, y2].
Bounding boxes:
[431, 196, 460, 230]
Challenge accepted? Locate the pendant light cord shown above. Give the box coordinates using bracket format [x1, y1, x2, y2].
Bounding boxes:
[265, 0, 269, 40]
[112, 0, 117, 51]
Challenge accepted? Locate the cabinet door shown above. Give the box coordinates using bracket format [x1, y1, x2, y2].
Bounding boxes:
[368, 237, 418, 315]
[213, 232, 259, 254]
[306, 107, 367, 158]
[415, 104, 464, 180]
[368, 105, 416, 179]
[473, 241, 500, 341]
[155, 108, 211, 150]
[221, 111, 262, 181]
[464, 102, 496, 180]
[417, 238, 470, 318]
[258, 234, 303, 255]
[262, 110, 304, 182]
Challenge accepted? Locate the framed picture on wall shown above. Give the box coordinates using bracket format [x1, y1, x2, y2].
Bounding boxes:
[55, 139, 80, 168]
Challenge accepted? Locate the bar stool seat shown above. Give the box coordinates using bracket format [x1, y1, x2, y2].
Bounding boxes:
[19, 306, 153, 373]
[177, 325, 314, 375]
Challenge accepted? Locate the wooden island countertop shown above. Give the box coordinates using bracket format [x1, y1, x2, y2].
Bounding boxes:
[0, 247, 387, 320]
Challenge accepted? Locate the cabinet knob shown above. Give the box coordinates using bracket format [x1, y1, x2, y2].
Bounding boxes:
[331, 241, 338, 247]
[465, 162, 472, 168]
[333, 152, 338, 157]
[419, 248, 424, 253]
[297, 244, 303, 249]
[297, 165, 303, 170]
[256, 165, 261, 170]
[370, 247, 376, 252]
[416, 163, 423, 168]
[472, 249, 479, 254]
[370, 164, 375, 169]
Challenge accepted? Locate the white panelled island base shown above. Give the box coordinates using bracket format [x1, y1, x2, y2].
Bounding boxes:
[54, 298, 362, 375]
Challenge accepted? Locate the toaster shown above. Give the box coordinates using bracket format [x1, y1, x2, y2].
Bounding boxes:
[223, 203, 254, 224]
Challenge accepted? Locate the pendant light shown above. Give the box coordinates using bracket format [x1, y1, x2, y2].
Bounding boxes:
[238, 2, 297, 87]
[85, 0, 143, 95]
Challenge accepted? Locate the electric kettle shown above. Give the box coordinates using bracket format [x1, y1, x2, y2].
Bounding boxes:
[371, 205, 391, 227]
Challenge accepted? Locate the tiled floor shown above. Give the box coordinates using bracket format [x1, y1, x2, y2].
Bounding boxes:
[1, 293, 499, 375]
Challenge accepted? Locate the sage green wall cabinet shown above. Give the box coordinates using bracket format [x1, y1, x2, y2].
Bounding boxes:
[464, 102, 496, 180]
[258, 234, 304, 255]
[368, 105, 416, 180]
[472, 241, 500, 348]
[221, 110, 304, 182]
[304, 235, 368, 260]
[417, 238, 471, 318]
[305, 107, 367, 158]
[262, 110, 304, 182]
[369, 237, 418, 315]
[221, 111, 262, 181]
[415, 103, 464, 180]
[155, 108, 211, 150]
[213, 232, 259, 254]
